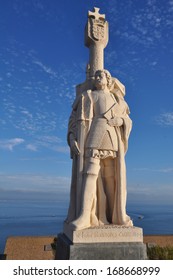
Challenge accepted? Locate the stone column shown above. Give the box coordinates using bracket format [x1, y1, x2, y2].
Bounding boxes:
[85, 7, 109, 78]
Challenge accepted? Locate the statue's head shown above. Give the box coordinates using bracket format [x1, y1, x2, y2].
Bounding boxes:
[95, 69, 112, 90]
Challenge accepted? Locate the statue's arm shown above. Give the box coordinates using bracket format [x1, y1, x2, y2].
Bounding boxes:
[67, 101, 81, 157]
[107, 99, 131, 127]
[69, 132, 80, 156]
[108, 116, 123, 127]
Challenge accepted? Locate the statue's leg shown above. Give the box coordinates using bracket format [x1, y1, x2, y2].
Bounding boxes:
[113, 157, 133, 226]
[102, 157, 115, 223]
[65, 159, 77, 223]
[70, 157, 100, 230]
[97, 163, 109, 225]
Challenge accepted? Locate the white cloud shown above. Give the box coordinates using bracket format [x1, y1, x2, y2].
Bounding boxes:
[1, 43, 81, 138]
[37, 135, 62, 144]
[33, 60, 57, 78]
[26, 144, 38, 151]
[0, 138, 24, 151]
[128, 183, 173, 204]
[21, 110, 33, 118]
[25, 135, 68, 154]
[150, 61, 157, 66]
[19, 156, 65, 162]
[108, 0, 173, 52]
[169, 0, 173, 11]
[159, 168, 173, 173]
[133, 167, 173, 173]
[0, 173, 70, 192]
[33, 0, 44, 11]
[155, 112, 173, 126]
[13, 108, 58, 134]
[53, 146, 69, 154]
[0, 119, 6, 125]
[6, 72, 12, 77]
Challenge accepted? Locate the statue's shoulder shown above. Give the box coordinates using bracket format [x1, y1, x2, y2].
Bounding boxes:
[89, 89, 98, 103]
[72, 94, 81, 110]
[72, 90, 92, 110]
[82, 89, 98, 102]
[72, 89, 98, 110]
[111, 77, 125, 97]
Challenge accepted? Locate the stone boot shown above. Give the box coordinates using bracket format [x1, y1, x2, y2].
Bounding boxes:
[70, 173, 97, 230]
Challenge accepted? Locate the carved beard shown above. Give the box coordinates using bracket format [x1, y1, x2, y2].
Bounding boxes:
[95, 80, 107, 90]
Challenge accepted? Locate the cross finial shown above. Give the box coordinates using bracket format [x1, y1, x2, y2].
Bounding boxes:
[88, 7, 105, 21]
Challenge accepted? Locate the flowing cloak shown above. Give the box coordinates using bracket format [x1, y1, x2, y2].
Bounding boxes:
[66, 78, 132, 226]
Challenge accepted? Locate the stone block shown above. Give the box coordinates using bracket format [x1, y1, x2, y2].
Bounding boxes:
[55, 233, 147, 260]
[64, 223, 143, 243]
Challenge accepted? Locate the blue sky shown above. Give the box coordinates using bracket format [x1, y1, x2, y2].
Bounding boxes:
[1, 0, 173, 205]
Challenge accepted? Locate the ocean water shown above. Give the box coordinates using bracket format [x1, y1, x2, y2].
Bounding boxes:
[0, 197, 68, 253]
[0, 197, 173, 253]
[129, 204, 173, 235]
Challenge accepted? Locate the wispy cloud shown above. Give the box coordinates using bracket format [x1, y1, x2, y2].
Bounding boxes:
[21, 110, 33, 118]
[128, 182, 173, 204]
[108, 0, 173, 49]
[0, 41, 80, 137]
[159, 168, 173, 173]
[155, 112, 173, 126]
[12, 0, 65, 26]
[0, 173, 70, 192]
[12, 107, 58, 134]
[0, 138, 24, 151]
[25, 135, 69, 154]
[0, 119, 6, 125]
[37, 135, 62, 144]
[106, 0, 173, 79]
[33, 60, 57, 78]
[20, 157, 68, 163]
[133, 167, 173, 173]
[53, 146, 69, 153]
[26, 144, 38, 151]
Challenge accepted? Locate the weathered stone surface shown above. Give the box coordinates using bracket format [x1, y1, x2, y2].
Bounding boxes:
[64, 223, 143, 243]
[55, 234, 147, 260]
[85, 7, 109, 77]
[65, 9, 133, 230]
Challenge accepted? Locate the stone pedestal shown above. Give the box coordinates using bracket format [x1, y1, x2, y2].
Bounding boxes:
[64, 223, 143, 243]
[55, 225, 147, 260]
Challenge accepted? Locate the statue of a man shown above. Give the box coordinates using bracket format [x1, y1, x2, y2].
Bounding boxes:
[66, 69, 133, 230]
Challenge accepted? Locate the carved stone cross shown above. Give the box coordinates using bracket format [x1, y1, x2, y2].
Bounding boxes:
[85, 7, 108, 78]
[88, 7, 105, 21]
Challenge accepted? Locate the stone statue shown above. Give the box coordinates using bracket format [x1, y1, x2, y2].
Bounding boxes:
[56, 7, 147, 261]
[65, 8, 133, 231]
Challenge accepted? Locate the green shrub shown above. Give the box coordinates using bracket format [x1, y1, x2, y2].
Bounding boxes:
[147, 245, 173, 260]
[51, 237, 57, 255]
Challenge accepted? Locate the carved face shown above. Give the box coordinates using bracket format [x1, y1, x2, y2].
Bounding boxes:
[95, 71, 108, 90]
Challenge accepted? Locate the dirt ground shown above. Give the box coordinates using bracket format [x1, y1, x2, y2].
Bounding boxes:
[3, 235, 173, 260]
[144, 235, 173, 247]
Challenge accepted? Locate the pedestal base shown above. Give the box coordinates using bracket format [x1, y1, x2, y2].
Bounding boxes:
[55, 233, 147, 260]
[63, 223, 143, 243]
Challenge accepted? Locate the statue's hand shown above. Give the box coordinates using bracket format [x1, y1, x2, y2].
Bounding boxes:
[70, 139, 81, 155]
[108, 117, 123, 127]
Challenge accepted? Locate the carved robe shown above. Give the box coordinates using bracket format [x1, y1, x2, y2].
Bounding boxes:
[66, 79, 132, 226]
